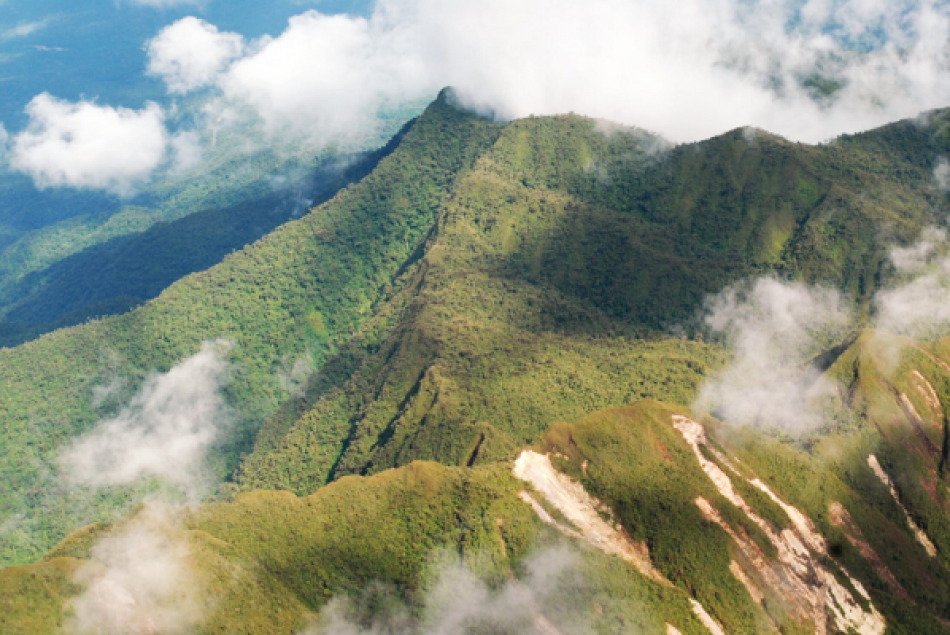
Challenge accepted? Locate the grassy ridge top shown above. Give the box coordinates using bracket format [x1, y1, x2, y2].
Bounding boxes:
[9, 363, 950, 634]
[0, 455, 700, 634]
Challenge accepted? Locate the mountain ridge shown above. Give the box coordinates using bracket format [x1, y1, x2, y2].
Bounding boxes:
[3, 90, 950, 633]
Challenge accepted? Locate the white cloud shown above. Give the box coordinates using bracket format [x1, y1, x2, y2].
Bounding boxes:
[698, 229, 950, 431]
[61, 344, 230, 633]
[13, 1, 950, 191]
[61, 340, 232, 499]
[187, 0, 950, 145]
[0, 122, 8, 160]
[9, 94, 171, 196]
[277, 352, 315, 398]
[12, 0, 948, 190]
[219, 10, 428, 142]
[696, 278, 851, 430]
[307, 546, 583, 635]
[147, 17, 245, 94]
[874, 228, 950, 338]
[68, 506, 204, 635]
[169, 130, 203, 173]
[0, 19, 50, 40]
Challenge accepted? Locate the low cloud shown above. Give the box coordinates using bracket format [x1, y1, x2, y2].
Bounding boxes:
[61, 340, 232, 500]
[218, 11, 427, 143]
[698, 229, 950, 431]
[874, 227, 950, 338]
[9, 94, 172, 196]
[695, 278, 850, 430]
[306, 546, 585, 635]
[68, 506, 204, 635]
[935, 158, 950, 192]
[147, 17, 245, 94]
[145, 0, 950, 146]
[277, 352, 315, 398]
[169, 129, 203, 173]
[60, 343, 232, 633]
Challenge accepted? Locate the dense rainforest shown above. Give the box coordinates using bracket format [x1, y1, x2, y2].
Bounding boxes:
[3, 90, 950, 633]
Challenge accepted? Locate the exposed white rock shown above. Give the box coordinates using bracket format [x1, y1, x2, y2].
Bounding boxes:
[912, 370, 943, 419]
[674, 415, 886, 635]
[867, 454, 937, 557]
[748, 478, 826, 554]
[729, 559, 764, 604]
[818, 568, 885, 635]
[695, 496, 824, 632]
[672, 417, 816, 578]
[517, 491, 582, 540]
[899, 393, 927, 428]
[689, 599, 726, 635]
[515, 450, 757, 635]
[829, 502, 910, 602]
[534, 614, 562, 635]
[513, 451, 667, 584]
[672, 417, 746, 509]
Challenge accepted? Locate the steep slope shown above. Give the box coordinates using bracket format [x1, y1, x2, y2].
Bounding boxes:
[236, 110, 949, 497]
[10, 368, 950, 634]
[0, 91, 504, 566]
[0, 95, 424, 326]
[0, 458, 708, 635]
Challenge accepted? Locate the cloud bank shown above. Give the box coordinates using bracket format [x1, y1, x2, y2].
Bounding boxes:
[8, 94, 172, 196]
[699, 226, 950, 431]
[61, 340, 232, 499]
[307, 546, 584, 635]
[12, 0, 950, 192]
[147, 17, 245, 94]
[696, 278, 850, 430]
[151, 0, 950, 145]
[59, 343, 232, 633]
[68, 507, 204, 635]
[874, 227, 950, 338]
[8, 94, 203, 195]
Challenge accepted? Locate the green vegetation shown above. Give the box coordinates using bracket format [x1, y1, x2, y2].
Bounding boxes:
[0, 461, 708, 634]
[0, 91, 504, 566]
[0, 123, 417, 347]
[5, 93, 950, 632]
[541, 403, 776, 634]
[0, 101, 427, 346]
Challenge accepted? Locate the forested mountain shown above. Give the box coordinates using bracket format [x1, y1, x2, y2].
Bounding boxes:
[0, 125, 414, 347]
[3, 90, 950, 633]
